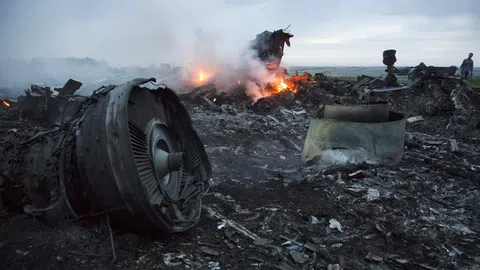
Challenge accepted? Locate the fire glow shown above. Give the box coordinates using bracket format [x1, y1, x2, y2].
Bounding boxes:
[273, 77, 296, 93]
[193, 70, 214, 86]
[2, 100, 10, 107]
[187, 64, 309, 102]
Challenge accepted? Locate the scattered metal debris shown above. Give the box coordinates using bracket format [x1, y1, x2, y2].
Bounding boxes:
[1, 52, 479, 269]
[328, 218, 343, 233]
[57, 78, 82, 96]
[0, 78, 212, 233]
[204, 206, 260, 241]
[449, 139, 458, 152]
[407, 115, 425, 123]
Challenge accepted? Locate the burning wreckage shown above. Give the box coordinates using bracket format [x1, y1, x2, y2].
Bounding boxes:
[1, 29, 480, 269]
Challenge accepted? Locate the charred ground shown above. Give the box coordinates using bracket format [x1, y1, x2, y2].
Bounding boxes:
[1, 73, 480, 270]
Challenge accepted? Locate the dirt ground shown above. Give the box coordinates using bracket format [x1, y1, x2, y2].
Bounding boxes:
[1, 83, 480, 270]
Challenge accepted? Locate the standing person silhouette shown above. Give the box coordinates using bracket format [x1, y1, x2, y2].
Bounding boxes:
[460, 53, 474, 80]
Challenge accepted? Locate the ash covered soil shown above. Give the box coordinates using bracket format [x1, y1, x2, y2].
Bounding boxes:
[1, 83, 480, 270]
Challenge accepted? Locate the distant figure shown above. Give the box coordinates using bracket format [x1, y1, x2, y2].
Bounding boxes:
[460, 53, 474, 80]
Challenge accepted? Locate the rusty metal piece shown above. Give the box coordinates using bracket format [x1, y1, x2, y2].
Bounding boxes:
[302, 104, 406, 166]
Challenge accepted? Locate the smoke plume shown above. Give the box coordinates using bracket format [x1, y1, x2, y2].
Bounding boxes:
[185, 29, 283, 101]
[0, 0, 288, 99]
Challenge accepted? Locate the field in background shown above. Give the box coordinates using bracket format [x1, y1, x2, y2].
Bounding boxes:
[289, 66, 387, 78]
[289, 66, 480, 79]
[469, 77, 480, 88]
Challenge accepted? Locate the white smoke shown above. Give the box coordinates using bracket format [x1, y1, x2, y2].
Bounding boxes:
[314, 149, 378, 168]
[1, 1, 291, 99]
[184, 29, 282, 102]
[245, 81, 263, 101]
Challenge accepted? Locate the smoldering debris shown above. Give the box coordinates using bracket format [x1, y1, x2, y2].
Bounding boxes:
[1, 56, 480, 269]
[152, 60, 478, 268]
[183, 58, 479, 138]
[174, 82, 479, 269]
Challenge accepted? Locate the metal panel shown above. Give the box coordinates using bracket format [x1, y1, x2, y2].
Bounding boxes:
[302, 111, 406, 166]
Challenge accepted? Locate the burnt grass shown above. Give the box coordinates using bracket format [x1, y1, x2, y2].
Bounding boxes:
[1, 86, 480, 270]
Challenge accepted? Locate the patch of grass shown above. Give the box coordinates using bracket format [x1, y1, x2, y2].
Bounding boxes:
[331, 76, 409, 84]
[468, 77, 480, 88]
[335, 76, 357, 81]
[329, 75, 480, 87]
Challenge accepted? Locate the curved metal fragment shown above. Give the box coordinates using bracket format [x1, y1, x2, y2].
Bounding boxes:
[323, 102, 390, 123]
[302, 104, 406, 166]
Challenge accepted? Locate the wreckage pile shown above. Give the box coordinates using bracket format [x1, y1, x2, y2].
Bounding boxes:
[0, 67, 479, 269]
[186, 64, 480, 139]
[159, 70, 479, 269]
[0, 78, 212, 234]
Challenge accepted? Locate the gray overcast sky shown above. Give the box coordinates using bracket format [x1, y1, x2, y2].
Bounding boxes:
[1, 0, 479, 67]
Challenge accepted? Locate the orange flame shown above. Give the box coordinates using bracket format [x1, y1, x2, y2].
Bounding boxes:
[192, 69, 215, 86]
[271, 77, 297, 94]
[198, 71, 207, 82]
[277, 80, 288, 92]
[2, 100, 10, 107]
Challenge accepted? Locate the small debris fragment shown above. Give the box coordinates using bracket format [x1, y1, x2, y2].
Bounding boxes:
[328, 218, 343, 232]
[58, 78, 82, 96]
[367, 188, 380, 201]
[217, 221, 226, 229]
[208, 261, 221, 270]
[366, 252, 383, 262]
[449, 139, 458, 152]
[202, 247, 220, 256]
[202, 96, 220, 110]
[310, 215, 320, 225]
[328, 264, 342, 270]
[451, 246, 463, 256]
[163, 253, 174, 265]
[278, 136, 303, 152]
[407, 116, 425, 123]
[348, 170, 365, 178]
[292, 109, 306, 115]
[226, 241, 235, 249]
[254, 238, 273, 246]
[16, 249, 28, 256]
[289, 250, 309, 264]
[204, 206, 260, 240]
[451, 224, 475, 235]
[274, 261, 295, 270]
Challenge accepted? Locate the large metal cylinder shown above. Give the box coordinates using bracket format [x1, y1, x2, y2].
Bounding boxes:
[0, 78, 212, 234]
[302, 104, 406, 166]
[75, 79, 211, 232]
